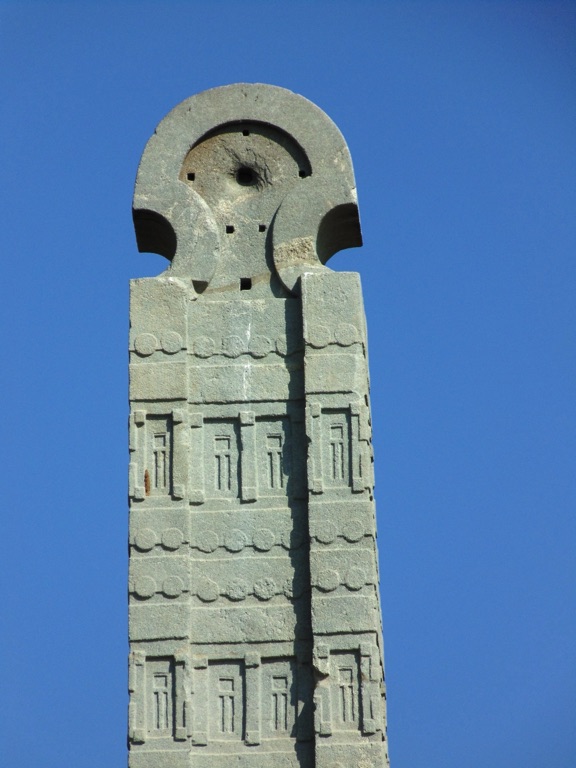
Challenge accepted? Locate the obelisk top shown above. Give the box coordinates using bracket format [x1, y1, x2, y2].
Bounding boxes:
[133, 84, 362, 295]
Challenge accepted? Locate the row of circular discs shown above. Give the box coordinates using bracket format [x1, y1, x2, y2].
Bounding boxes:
[132, 519, 368, 553]
[132, 322, 361, 358]
[132, 566, 370, 602]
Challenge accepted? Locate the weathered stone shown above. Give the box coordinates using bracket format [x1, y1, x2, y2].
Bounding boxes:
[129, 83, 390, 767]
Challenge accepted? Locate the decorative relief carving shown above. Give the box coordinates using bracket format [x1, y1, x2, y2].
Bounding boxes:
[271, 674, 289, 731]
[223, 528, 247, 552]
[342, 519, 365, 543]
[316, 569, 340, 592]
[161, 528, 184, 550]
[214, 436, 233, 493]
[190, 575, 310, 604]
[266, 434, 284, 489]
[128, 650, 145, 744]
[252, 528, 275, 551]
[257, 417, 291, 496]
[209, 661, 245, 741]
[189, 526, 306, 553]
[307, 325, 331, 349]
[132, 573, 187, 600]
[307, 401, 323, 494]
[134, 332, 158, 357]
[204, 420, 240, 499]
[344, 566, 366, 591]
[133, 655, 311, 748]
[329, 424, 346, 483]
[193, 335, 216, 358]
[188, 411, 205, 504]
[311, 517, 368, 545]
[196, 577, 219, 603]
[130, 415, 175, 499]
[248, 335, 273, 358]
[133, 409, 146, 426]
[162, 575, 184, 598]
[195, 530, 219, 553]
[335, 663, 358, 727]
[254, 577, 277, 601]
[334, 322, 360, 347]
[225, 578, 250, 601]
[222, 335, 247, 358]
[133, 331, 184, 356]
[350, 399, 371, 493]
[134, 527, 157, 551]
[305, 405, 375, 494]
[329, 651, 361, 732]
[239, 410, 257, 502]
[134, 575, 156, 599]
[281, 528, 306, 550]
[310, 563, 369, 593]
[190, 334, 303, 359]
[147, 658, 175, 736]
[314, 521, 338, 545]
[262, 659, 298, 739]
[282, 572, 308, 599]
[305, 322, 361, 349]
[160, 330, 183, 354]
[152, 433, 169, 491]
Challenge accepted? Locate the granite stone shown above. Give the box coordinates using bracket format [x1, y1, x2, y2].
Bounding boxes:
[129, 83, 390, 767]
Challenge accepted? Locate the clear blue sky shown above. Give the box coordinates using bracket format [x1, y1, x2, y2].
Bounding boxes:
[1, 2, 575, 766]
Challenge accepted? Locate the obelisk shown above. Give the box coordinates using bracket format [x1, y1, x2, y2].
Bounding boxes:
[128, 84, 389, 768]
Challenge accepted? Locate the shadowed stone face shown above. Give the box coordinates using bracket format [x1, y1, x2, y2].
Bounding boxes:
[128, 83, 390, 768]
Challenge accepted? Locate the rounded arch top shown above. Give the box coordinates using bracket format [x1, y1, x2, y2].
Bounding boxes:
[134, 83, 356, 197]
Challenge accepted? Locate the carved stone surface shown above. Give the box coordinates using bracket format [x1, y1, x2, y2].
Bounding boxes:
[129, 83, 389, 767]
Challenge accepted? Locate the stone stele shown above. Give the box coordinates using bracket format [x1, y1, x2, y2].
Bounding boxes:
[128, 83, 390, 768]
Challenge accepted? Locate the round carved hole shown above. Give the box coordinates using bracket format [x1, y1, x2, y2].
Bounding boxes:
[236, 166, 257, 186]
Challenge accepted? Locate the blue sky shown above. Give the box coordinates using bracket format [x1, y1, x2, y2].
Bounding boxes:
[1, 2, 575, 766]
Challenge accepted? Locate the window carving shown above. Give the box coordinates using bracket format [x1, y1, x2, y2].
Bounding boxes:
[257, 418, 291, 496]
[330, 651, 360, 730]
[146, 658, 174, 736]
[323, 411, 351, 488]
[153, 433, 168, 490]
[153, 673, 170, 730]
[218, 677, 236, 734]
[204, 420, 239, 499]
[145, 416, 173, 496]
[261, 658, 297, 739]
[271, 675, 289, 731]
[338, 667, 356, 724]
[266, 434, 284, 489]
[214, 436, 232, 492]
[329, 424, 345, 481]
[209, 661, 245, 740]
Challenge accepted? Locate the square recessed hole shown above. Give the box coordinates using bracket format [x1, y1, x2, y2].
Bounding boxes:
[242, 129, 250, 136]
[187, 172, 195, 181]
[226, 225, 235, 234]
[258, 224, 266, 232]
[192, 280, 208, 294]
[240, 277, 252, 291]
